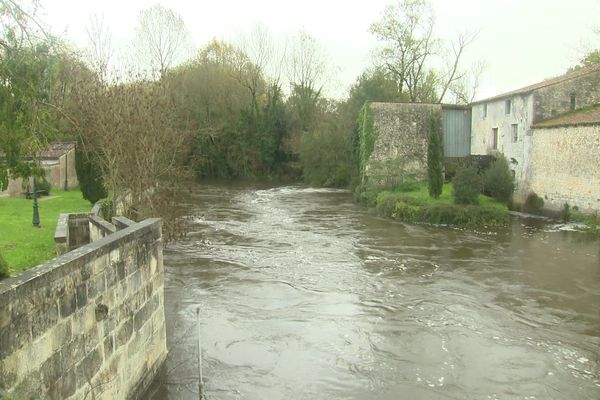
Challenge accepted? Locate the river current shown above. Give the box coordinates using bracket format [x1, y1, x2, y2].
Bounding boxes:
[147, 183, 600, 400]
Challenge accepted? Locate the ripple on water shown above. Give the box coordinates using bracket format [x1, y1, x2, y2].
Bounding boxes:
[148, 184, 600, 400]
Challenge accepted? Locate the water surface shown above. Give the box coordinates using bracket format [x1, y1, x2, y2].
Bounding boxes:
[148, 183, 600, 400]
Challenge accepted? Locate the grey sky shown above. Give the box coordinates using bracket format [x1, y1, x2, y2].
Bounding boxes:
[42, 0, 600, 101]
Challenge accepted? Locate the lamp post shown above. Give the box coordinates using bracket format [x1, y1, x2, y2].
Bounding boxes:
[32, 178, 40, 227]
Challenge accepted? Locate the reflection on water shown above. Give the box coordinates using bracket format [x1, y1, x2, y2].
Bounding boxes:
[147, 183, 600, 400]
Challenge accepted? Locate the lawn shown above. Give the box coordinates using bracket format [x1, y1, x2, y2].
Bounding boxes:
[0, 190, 91, 275]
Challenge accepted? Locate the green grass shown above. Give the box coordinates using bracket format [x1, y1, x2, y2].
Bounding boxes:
[369, 182, 509, 227]
[0, 190, 91, 276]
[397, 182, 506, 209]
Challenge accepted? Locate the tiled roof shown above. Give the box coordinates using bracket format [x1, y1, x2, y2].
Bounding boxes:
[39, 142, 75, 159]
[0, 142, 75, 160]
[532, 104, 600, 128]
[473, 65, 600, 104]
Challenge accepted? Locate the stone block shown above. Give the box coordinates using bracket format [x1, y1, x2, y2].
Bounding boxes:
[0, 316, 32, 360]
[59, 293, 77, 319]
[40, 350, 62, 388]
[76, 346, 103, 389]
[88, 272, 106, 300]
[116, 319, 133, 348]
[76, 282, 88, 309]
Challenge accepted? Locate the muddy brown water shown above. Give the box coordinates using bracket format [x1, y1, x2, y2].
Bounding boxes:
[147, 183, 600, 400]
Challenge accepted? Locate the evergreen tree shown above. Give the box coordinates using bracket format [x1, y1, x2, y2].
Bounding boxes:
[427, 113, 443, 198]
[75, 144, 107, 204]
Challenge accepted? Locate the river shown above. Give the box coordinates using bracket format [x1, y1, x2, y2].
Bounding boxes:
[147, 183, 600, 400]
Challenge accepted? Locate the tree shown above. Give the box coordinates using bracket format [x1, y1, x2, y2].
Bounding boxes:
[132, 4, 192, 79]
[70, 76, 193, 238]
[286, 30, 331, 131]
[0, 0, 58, 191]
[85, 13, 113, 83]
[75, 142, 107, 204]
[427, 113, 443, 198]
[370, 0, 478, 103]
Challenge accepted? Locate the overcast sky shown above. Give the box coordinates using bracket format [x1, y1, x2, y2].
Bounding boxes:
[41, 0, 600, 101]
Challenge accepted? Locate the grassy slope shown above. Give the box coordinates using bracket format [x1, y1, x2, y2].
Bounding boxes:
[0, 190, 91, 274]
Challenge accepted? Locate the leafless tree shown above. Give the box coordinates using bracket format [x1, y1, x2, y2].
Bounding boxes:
[370, 0, 480, 103]
[286, 29, 329, 98]
[132, 4, 192, 79]
[85, 14, 113, 83]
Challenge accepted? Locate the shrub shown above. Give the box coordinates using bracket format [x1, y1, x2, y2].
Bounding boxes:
[484, 156, 514, 203]
[75, 144, 107, 204]
[560, 203, 572, 223]
[523, 192, 544, 214]
[452, 165, 481, 205]
[427, 113, 443, 198]
[464, 205, 510, 226]
[423, 204, 468, 225]
[443, 158, 461, 181]
[34, 176, 51, 195]
[396, 179, 421, 192]
[392, 201, 422, 221]
[0, 252, 9, 279]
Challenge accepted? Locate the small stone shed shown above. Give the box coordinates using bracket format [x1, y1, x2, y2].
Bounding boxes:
[0, 142, 78, 197]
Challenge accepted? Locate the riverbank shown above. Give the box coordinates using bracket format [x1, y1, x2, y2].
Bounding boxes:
[357, 182, 509, 227]
[0, 190, 90, 275]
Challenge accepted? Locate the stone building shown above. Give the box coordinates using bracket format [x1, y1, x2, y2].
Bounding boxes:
[0, 142, 78, 196]
[470, 65, 600, 196]
[524, 105, 600, 212]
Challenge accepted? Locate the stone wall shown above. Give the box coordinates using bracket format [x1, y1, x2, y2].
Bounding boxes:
[533, 68, 600, 123]
[523, 124, 600, 212]
[0, 218, 167, 400]
[367, 102, 441, 186]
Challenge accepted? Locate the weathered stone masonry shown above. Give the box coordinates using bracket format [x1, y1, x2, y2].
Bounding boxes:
[524, 124, 600, 212]
[366, 102, 441, 186]
[0, 217, 167, 399]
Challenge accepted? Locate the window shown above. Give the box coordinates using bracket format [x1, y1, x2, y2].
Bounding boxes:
[505, 99, 511, 114]
[483, 103, 487, 119]
[491, 128, 498, 150]
[570, 94, 576, 111]
[511, 124, 518, 142]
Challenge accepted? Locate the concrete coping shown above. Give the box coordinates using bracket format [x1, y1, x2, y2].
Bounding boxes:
[89, 214, 117, 235]
[112, 216, 137, 230]
[54, 213, 69, 244]
[0, 218, 162, 299]
[90, 202, 101, 216]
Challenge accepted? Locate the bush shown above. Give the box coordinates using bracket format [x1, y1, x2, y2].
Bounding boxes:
[423, 204, 468, 224]
[453, 165, 482, 205]
[392, 201, 422, 221]
[0, 252, 9, 279]
[396, 179, 421, 192]
[34, 176, 51, 195]
[523, 192, 544, 214]
[484, 156, 514, 204]
[75, 144, 107, 204]
[444, 158, 461, 181]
